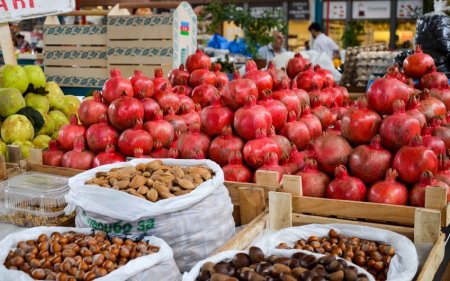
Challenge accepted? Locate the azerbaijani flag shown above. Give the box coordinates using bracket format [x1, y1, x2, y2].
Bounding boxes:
[181, 21, 189, 36]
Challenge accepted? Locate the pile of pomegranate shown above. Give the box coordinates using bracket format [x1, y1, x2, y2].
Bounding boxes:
[43, 46, 450, 207]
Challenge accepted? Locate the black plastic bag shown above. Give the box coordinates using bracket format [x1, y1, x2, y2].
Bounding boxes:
[416, 13, 450, 53]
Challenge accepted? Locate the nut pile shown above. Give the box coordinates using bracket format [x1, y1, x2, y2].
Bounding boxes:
[85, 160, 214, 202]
[196, 246, 370, 281]
[4, 231, 159, 281]
[277, 229, 395, 281]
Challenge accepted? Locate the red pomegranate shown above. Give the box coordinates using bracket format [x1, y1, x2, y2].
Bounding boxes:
[393, 135, 438, 184]
[422, 125, 446, 155]
[173, 79, 193, 96]
[367, 169, 408, 205]
[256, 153, 285, 182]
[152, 68, 170, 92]
[144, 110, 174, 148]
[107, 96, 144, 130]
[406, 94, 427, 128]
[223, 151, 253, 182]
[78, 91, 108, 126]
[272, 79, 302, 118]
[280, 111, 311, 151]
[295, 64, 324, 91]
[341, 97, 381, 145]
[57, 114, 86, 151]
[420, 66, 448, 90]
[268, 125, 292, 162]
[337, 86, 350, 104]
[436, 88, 450, 111]
[164, 107, 187, 133]
[150, 140, 169, 158]
[257, 90, 288, 132]
[168, 148, 179, 159]
[403, 45, 435, 79]
[308, 87, 330, 107]
[102, 69, 133, 104]
[379, 99, 421, 151]
[140, 98, 161, 122]
[179, 103, 201, 128]
[177, 123, 211, 159]
[322, 87, 343, 107]
[129, 70, 154, 100]
[243, 59, 273, 94]
[92, 145, 125, 168]
[287, 52, 309, 79]
[281, 144, 304, 174]
[168, 64, 190, 86]
[191, 84, 218, 108]
[327, 120, 342, 135]
[61, 136, 94, 170]
[117, 119, 153, 157]
[201, 94, 234, 137]
[266, 61, 289, 90]
[383, 64, 407, 83]
[86, 114, 119, 154]
[313, 133, 353, 175]
[221, 71, 259, 110]
[435, 154, 450, 187]
[209, 125, 244, 167]
[42, 140, 64, 167]
[431, 116, 450, 149]
[410, 171, 449, 207]
[329, 101, 349, 122]
[189, 64, 216, 88]
[212, 63, 229, 87]
[296, 158, 330, 198]
[314, 65, 334, 88]
[234, 95, 272, 141]
[133, 148, 151, 158]
[299, 105, 322, 139]
[419, 89, 446, 120]
[326, 165, 367, 201]
[290, 80, 310, 107]
[243, 128, 281, 169]
[185, 49, 211, 73]
[178, 94, 195, 110]
[366, 77, 413, 115]
[153, 83, 180, 114]
[349, 135, 392, 185]
[310, 96, 333, 130]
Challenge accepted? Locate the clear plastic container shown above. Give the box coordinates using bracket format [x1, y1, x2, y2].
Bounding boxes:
[0, 172, 75, 227]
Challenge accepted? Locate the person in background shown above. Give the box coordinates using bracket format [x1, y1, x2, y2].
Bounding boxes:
[308, 22, 339, 59]
[257, 30, 286, 62]
[15, 33, 31, 53]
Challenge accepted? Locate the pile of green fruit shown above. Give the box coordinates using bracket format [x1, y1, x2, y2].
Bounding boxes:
[0, 64, 80, 159]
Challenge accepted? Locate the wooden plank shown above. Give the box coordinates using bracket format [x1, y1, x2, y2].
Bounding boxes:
[238, 187, 265, 225]
[414, 208, 441, 244]
[425, 187, 449, 226]
[44, 46, 107, 67]
[255, 170, 279, 187]
[0, 23, 17, 65]
[45, 67, 108, 78]
[292, 196, 417, 225]
[108, 40, 172, 48]
[445, 204, 450, 227]
[7, 145, 22, 164]
[43, 25, 107, 45]
[232, 204, 241, 226]
[28, 149, 43, 165]
[0, 155, 6, 181]
[292, 214, 415, 240]
[416, 233, 446, 281]
[269, 191, 292, 230]
[27, 164, 82, 177]
[214, 212, 269, 253]
[280, 175, 302, 196]
[107, 55, 172, 65]
[107, 15, 173, 40]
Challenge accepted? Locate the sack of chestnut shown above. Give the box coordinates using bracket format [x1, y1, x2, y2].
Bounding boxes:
[66, 158, 235, 272]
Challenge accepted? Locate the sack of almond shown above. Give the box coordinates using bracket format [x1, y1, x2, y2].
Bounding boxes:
[65, 159, 235, 272]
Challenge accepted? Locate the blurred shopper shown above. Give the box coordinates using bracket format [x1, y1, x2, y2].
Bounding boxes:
[257, 30, 286, 61]
[15, 33, 31, 52]
[308, 22, 339, 59]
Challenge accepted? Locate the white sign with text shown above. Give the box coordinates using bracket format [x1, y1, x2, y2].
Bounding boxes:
[352, 1, 391, 19]
[0, 0, 75, 23]
[323, 1, 347, 20]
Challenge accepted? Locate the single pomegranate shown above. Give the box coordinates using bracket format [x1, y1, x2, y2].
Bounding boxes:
[201, 94, 234, 137]
[326, 165, 367, 201]
[133, 147, 151, 158]
[383, 64, 407, 83]
[221, 71, 258, 110]
[419, 89, 446, 120]
[329, 101, 346, 123]
[144, 110, 174, 148]
[234, 95, 272, 141]
[257, 90, 288, 132]
[185, 49, 212, 73]
[290, 80, 310, 107]
[153, 83, 180, 114]
[341, 97, 381, 145]
[78, 91, 108, 126]
[102, 69, 133, 104]
[367, 169, 408, 205]
[280, 111, 311, 151]
[422, 125, 446, 155]
[223, 151, 253, 182]
[403, 45, 435, 79]
[57, 114, 86, 151]
[296, 158, 330, 198]
[410, 171, 449, 207]
[61, 137, 94, 170]
[243, 128, 281, 169]
[268, 125, 292, 162]
[191, 84, 218, 108]
[406, 94, 427, 128]
[107, 96, 144, 130]
[393, 135, 438, 184]
[431, 116, 450, 149]
[152, 68, 170, 92]
[314, 133, 353, 175]
[178, 103, 201, 128]
[164, 107, 187, 133]
[178, 94, 195, 110]
[366, 77, 413, 115]
[308, 87, 330, 107]
[168, 64, 190, 86]
[189, 64, 216, 87]
[314, 65, 334, 88]
[177, 124, 211, 159]
[266, 61, 289, 90]
[42, 140, 64, 167]
[92, 145, 125, 168]
[327, 120, 342, 135]
[173, 78, 193, 96]
[117, 119, 153, 157]
[299, 105, 322, 139]
[310, 96, 333, 130]
[150, 140, 169, 158]
[287, 52, 309, 79]
[435, 154, 450, 186]
[86, 114, 119, 153]
[243, 59, 273, 94]
[420, 66, 448, 90]
[256, 153, 285, 182]
[129, 70, 154, 100]
[295, 64, 324, 91]
[282, 144, 305, 173]
[272, 79, 302, 118]
[212, 63, 229, 87]
[349, 135, 392, 185]
[337, 86, 350, 104]
[379, 99, 421, 151]
[209, 125, 244, 167]
[436, 88, 450, 111]
[322, 87, 343, 107]
[140, 98, 161, 121]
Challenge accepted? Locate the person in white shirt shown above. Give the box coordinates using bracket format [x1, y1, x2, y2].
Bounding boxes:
[308, 22, 339, 59]
[257, 31, 287, 62]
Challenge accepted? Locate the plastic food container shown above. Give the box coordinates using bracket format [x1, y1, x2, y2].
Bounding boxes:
[0, 172, 74, 227]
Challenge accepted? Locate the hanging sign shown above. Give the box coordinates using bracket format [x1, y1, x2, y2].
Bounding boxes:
[352, 1, 390, 19]
[0, 0, 75, 23]
[323, 1, 347, 20]
[397, 0, 423, 19]
[249, 2, 283, 19]
[287, 0, 310, 20]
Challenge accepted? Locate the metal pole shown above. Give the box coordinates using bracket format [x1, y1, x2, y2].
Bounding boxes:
[389, 0, 398, 49]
